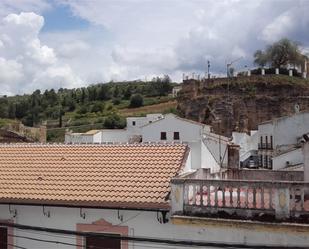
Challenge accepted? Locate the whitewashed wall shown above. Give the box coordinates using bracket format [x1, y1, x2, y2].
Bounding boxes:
[141, 114, 203, 142]
[126, 114, 163, 136]
[65, 134, 94, 144]
[0, 204, 308, 248]
[258, 112, 309, 149]
[201, 141, 220, 173]
[272, 148, 304, 170]
[203, 132, 229, 168]
[101, 129, 128, 142]
[92, 132, 102, 143]
[304, 142, 309, 181]
[232, 131, 258, 161]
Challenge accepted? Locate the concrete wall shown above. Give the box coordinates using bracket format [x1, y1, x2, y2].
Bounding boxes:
[226, 168, 304, 181]
[272, 148, 304, 170]
[101, 129, 128, 142]
[1, 204, 309, 248]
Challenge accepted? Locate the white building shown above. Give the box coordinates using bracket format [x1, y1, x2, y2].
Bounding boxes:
[232, 130, 259, 168]
[65, 130, 102, 144]
[65, 113, 232, 173]
[141, 114, 230, 172]
[0, 143, 308, 249]
[233, 111, 309, 170]
[258, 111, 309, 170]
[65, 114, 163, 144]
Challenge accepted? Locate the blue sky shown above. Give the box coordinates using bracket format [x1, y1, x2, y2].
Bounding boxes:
[0, 0, 308, 95]
[41, 2, 89, 32]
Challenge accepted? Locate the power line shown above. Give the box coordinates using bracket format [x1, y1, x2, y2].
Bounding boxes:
[0, 221, 306, 249]
[8, 234, 191, 249]
[14, 211, 143, 241]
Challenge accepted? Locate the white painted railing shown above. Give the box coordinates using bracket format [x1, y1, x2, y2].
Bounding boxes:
[171, 178, 309, 221]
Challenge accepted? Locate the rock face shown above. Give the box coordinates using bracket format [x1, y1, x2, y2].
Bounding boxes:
[177, 75, 309, 136]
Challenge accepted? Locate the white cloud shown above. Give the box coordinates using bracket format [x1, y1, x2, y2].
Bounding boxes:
[59, 0, 309, 81]
[1, 1, 309, 94]
[0, 12, 82, 95]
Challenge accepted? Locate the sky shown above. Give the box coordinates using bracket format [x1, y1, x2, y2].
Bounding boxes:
[0, 0, 309, 95]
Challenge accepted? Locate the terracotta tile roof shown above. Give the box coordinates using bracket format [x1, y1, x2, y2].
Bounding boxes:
[0, 143, 188, 210]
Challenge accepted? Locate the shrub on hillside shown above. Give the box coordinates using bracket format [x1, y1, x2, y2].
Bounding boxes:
[104, 113, 126, 129]
[130, 94, 144, 108]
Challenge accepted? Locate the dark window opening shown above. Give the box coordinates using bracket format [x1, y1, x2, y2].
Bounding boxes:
[132, 121, 136, 126]
[0, 227, 8, 249]
[265, 136, 268, 149]
[161, 132, 167, 140]
[86, 234, 121, 249]
[270, 135, 273, 149]
[174, 132, 180, 140]
[149, 121, 152, 123]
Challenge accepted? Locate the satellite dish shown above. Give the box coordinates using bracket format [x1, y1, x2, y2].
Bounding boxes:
[294, 104, 300, 113]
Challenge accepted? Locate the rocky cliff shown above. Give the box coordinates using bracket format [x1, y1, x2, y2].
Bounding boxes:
[177, 75, 309, 136]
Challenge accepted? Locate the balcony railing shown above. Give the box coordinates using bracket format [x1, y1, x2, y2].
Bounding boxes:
[171, 178, 309, 221]
[258, 143, 273, 150]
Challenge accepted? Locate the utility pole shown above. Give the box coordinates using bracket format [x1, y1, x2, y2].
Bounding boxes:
[207, 60, 211, 79]
[226, 57, 242, 136]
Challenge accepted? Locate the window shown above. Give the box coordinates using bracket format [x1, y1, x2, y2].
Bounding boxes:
[86, 234, 121, 249]
[160, 132, 167, 140]
[149, 121, 152, 123]
[173, 132, 180, 140]
[265, 136, 268, 149]
[132, 121, 136, 126]
[0, 227, 7, 249]
[77, 219, 128, 249]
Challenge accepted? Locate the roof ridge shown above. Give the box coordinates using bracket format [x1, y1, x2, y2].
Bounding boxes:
[0, 142, 186, 148]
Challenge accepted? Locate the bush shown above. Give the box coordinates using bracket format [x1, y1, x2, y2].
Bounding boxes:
[91, 102, 104, 113]
[112, 98, 121, 105]
[77, 105, 88, 115]
[130, 94, 144, 108]
[104, 113, 126, 129]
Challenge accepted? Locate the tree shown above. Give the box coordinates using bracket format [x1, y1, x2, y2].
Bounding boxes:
[129, 94, 144, 108]
[253, 38, 303, 68]
[254, 50, 268, 67]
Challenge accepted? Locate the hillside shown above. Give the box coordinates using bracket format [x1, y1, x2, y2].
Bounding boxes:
[177, 75, 309, 136]
[0, 77, 177, 142]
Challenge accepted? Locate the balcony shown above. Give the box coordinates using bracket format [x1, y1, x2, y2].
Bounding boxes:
[171, 178, 309, 222]
[258, 143, 273, 150]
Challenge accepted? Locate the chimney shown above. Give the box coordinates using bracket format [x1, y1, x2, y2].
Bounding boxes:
[228, 144, 240, 169]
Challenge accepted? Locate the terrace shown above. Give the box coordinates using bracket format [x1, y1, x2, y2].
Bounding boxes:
[171, 178, 309, 222]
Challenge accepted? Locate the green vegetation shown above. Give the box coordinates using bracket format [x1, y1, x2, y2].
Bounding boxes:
[254, 38, 307, 68]
[0, 76, 175, 141]
[130, 94, 144, 108]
